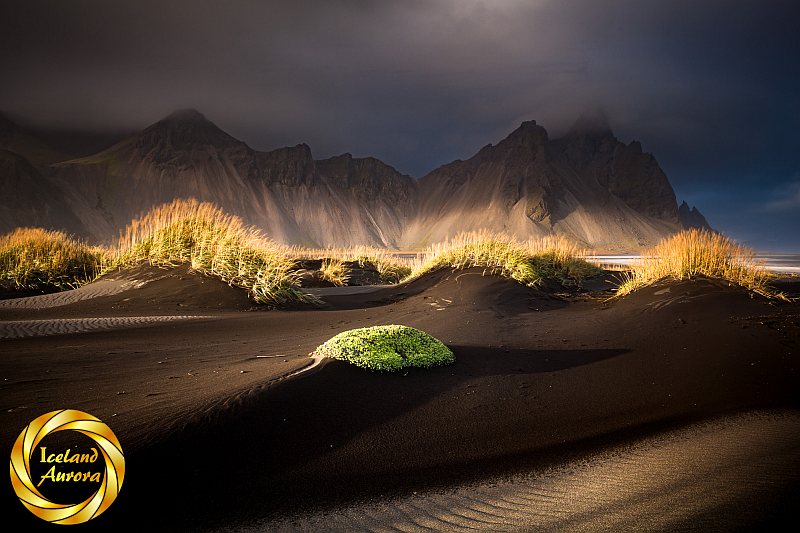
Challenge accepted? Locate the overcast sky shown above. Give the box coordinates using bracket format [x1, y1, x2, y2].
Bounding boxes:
[1, 0, 798, 250]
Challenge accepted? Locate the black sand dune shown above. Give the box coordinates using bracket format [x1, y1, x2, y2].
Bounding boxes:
[0, 264, 254, 319]
[1, 268, 798, 531]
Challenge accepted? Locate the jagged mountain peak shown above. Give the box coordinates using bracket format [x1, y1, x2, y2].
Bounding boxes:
[627, 140, 643, 153]
[161, 108, 207, 123]
[262, 143, 313, 160]
[318, 151, 407, 176]
[321, 152, 403, 171]
[502, 120, 548, 145]
[678, 201, 712, 230]
[2, 109, 710, 250]
[567, 109, 613, 138]
[128, 108, 246, 158]
[145, 108, 229, 138]
[679, 200, 704, 217]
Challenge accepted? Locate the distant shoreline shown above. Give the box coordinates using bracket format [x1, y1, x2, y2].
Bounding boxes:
[587, 254, 800, 274]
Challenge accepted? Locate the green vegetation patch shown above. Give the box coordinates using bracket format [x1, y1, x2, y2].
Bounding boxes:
[312, 325, 455, 372]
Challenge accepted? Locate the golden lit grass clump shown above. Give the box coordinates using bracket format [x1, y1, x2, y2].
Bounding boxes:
[110, 199, 308, 305]
[409, 230, 600, 287]
[0, 203, 599, 302]
[0, 227, 103, 291]
[290, 245, 412, 284]
[319, 258, 350, 286]
[616, 229, 780, 298]
[0, 200, 414, 302]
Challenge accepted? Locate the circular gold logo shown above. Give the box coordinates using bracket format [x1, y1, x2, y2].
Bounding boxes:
[9, 409, 125, 524]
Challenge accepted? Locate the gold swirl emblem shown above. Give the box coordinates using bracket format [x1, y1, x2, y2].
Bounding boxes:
[9, 410, 125, 524]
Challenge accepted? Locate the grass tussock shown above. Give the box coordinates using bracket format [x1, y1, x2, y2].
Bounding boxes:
[319, 258, 350, 286]
[290, 245, 412, 284]
[409, 230, 600, 287]
[0, 228, 103, 291]
[111, 199, 309, 305]
[616, 229, 781, 298]
[0, 204, 597, 303]
[312, 325, 455, 372]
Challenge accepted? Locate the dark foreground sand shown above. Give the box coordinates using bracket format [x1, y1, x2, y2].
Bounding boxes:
[245, 410, 800, 532]
[1, 267, 798, 531]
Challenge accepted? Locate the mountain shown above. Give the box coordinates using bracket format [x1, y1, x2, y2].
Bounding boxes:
[48, 110, 416, 246]
[678, 201, 712, 230]
[405, 114, 684, 249]
[553, 110, 680, 221]
[0, 115, 87, 235]
[0, 109, 708, 250]
[0, 149, 85, 235]
[0, 113, 69, 169]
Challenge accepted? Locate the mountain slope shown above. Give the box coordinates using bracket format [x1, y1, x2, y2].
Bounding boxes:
[678, 201, 713, 230]
[0, 113, 68, 169]
[551, 111, 679, 222]
[51, 110, 416, 245]
[2, 109, 706, 249]
[404, 116, 683, 249]
[0, 115, 87, 235]
[0, 149, 85, 235]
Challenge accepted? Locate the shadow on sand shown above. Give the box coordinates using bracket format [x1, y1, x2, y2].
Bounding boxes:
[109, 346, 627, 529]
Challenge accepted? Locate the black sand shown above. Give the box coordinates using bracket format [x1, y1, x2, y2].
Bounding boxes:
[1, 267, 798, 531]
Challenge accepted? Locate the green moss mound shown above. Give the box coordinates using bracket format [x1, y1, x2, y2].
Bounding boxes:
[312, 325, 455, 372]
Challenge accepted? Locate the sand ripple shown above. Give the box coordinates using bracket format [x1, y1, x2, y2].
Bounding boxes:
[250, 411, 800, 533]
[0, 315, 214, 339]
[0, 279, 144, 310]
[0, 268, 178, 310]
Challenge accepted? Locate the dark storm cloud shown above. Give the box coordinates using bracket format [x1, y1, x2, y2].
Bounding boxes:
[1, 0, 798, 248]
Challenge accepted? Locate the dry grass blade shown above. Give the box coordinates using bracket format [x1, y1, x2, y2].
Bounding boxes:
[319, 258, 350, 286]
[0, 228, 103, 291]
[615, 229, 784, 299]
[289, 244, 413, 284]
[110, 198, 310, 305]
[408, 230, 599, 287]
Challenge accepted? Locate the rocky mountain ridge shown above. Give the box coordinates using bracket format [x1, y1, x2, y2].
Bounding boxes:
[0, 109, 710, 250]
